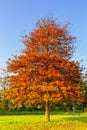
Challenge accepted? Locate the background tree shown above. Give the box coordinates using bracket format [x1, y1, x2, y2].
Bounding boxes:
[81, 72, 87, 111]
[6, 17, 84, 121]
[0, 69, 9, 110]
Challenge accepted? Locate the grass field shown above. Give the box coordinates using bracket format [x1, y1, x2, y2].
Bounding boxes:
[0, 115, 87, 130]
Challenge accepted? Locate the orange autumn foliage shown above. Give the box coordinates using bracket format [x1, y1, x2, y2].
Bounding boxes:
[6, 17, 84, 107]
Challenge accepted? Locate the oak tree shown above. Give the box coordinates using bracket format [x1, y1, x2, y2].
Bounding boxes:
[6, 17, 84, 121]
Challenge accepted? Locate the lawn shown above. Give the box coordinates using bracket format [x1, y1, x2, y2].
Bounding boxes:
[0, 115, 87, 130]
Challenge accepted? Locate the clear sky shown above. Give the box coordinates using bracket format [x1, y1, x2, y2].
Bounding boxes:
[0, 0, 87, 70]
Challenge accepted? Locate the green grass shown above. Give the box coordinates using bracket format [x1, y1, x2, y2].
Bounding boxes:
[0, 110, 45, 115]
[0, 115, 87, 130]
[0, 110, 85, 115]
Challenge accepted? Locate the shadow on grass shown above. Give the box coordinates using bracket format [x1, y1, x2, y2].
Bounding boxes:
[49, 115, 87, 124]
[65, 116, 87, 123]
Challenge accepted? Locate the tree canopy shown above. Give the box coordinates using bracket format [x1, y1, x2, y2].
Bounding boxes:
[6, 17, 84, 121]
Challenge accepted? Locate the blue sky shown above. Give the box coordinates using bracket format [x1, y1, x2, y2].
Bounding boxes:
[0, 0, 87, 70]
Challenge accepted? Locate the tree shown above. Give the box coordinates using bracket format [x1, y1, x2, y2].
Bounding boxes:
[6, 17, 84, 121]
[0, 69, 12, 110]
[81, 73, 87, 110]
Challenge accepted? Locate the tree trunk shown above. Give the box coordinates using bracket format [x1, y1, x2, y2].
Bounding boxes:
[45, 101, 50, 122]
